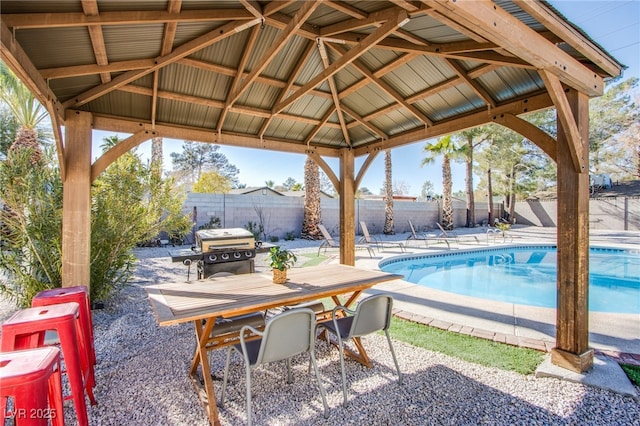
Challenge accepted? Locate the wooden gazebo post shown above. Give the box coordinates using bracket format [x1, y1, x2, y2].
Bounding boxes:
[339, 148, 356, 266]
[61, 110, 93, 289]
[552, 88, 593, 372]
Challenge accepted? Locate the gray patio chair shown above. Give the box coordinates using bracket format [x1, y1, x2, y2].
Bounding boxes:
[317, 224, 374, 258]
[318, 293, 402, 406]
[220, 308, 329, 425]
[406, 220, 448, 248]
[359, 221, 405, 253]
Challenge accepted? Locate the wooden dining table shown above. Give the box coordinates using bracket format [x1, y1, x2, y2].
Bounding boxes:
[146, 264, 402, 426]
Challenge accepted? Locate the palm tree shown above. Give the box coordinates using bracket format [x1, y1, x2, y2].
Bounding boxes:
[421, 135, 466, 230]
[455, 128, 489, 227]
[0, 62, 48, 164]
[383, 149, 394, 234]
[301, 156, 322, 239]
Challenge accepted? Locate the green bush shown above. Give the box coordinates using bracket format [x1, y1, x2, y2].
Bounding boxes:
[0, 143, 191, 306]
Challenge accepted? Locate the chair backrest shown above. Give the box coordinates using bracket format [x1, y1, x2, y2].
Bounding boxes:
[348, 294, 393, 338]
[256, 308, 315, 365]
[436, 222, 450, 237]
[359, 221, 372, 243]
[407, 220, 418, 238]
[318, 224, 337, 246]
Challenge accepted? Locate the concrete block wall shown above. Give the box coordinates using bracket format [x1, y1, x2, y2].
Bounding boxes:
[514, 197, 639, 231]
[185, 193, 504, 239]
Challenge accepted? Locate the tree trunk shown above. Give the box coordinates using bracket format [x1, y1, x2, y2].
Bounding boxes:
[383, 149, 394, 234]
[465, 148, 475, 227]
[487, 168, 494, 226]
[301, 156, 322, 239]
[442, 155, 453, 229]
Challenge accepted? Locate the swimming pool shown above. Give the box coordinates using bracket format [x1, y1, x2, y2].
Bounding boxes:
[379, 245, 640, 314]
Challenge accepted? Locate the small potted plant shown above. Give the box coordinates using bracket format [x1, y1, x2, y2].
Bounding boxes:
[495, 221, 511, 237]
[266, 246, 297, 284]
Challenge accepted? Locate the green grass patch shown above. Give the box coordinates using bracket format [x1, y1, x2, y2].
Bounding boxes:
[621, 364, 640, 386]
[297, 253, 329, 267]
[389, 317, 545, 375]
[314, 298, 545, 375]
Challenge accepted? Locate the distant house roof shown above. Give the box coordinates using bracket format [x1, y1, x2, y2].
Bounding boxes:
[280, 190, 333, 199]
[360, 195, 418, 202]
[228, 187, 284, 196]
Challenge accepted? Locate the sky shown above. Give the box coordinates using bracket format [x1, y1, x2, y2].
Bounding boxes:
[91, 1, 639, 195]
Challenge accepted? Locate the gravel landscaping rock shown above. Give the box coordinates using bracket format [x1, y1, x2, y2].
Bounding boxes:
[1, 242, 638, 425]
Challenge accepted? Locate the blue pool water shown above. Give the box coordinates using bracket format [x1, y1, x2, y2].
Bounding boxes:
[379, 246, 640, 314]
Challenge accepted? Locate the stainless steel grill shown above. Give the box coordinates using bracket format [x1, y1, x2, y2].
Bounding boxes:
[170, 228, 257, 280]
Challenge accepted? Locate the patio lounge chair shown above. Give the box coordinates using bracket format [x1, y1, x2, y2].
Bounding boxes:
[436, 223, 480, 246]
[220, 308, 330, 425]
[318, 293, 402, 406]
[317, 224, 373, 257]
[359, 221, 405, 253]
[406, 220, 449, 249]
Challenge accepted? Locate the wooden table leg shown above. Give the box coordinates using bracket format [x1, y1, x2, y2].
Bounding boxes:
[189, 318, 222, 426]
[322, 290, 373, 368]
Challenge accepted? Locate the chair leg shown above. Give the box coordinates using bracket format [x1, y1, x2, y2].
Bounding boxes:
[244, 362, 253, 426]
[337, 336, 349, 407]
[309, 351, 330, 419]
[219, 347, 233, 407]
[286, 358, 293, 384]
[385, 330, 403, 385]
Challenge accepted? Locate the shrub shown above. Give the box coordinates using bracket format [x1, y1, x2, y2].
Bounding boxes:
[0, 143, 191, 306]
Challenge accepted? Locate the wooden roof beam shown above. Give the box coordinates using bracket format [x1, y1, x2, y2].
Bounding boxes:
[318, 40, 351, 147]
[219, 25, 261, 133]
[151, 0, 182, 127]
[355, 91, 554, 156]
[227, 1, 319, 106]
[518, 1, 622, 77]
[259, 40, 316, 139]
[492, 113, 557, 162]
[273, 9, 409, 114]
[81, 0, 110, 84]
[429, 0, 604, 96]
[2, 9, 254, 29]
[331, 43, 432, 126]
[445, 58, 495, 108]
[64, 18, 261, 109]
[539, 70, 586, 172]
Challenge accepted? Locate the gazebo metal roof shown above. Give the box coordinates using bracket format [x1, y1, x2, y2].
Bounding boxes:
[1, 0, 622, 163]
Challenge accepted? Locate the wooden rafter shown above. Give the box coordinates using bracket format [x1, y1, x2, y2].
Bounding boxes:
[355, 91, 554, 156]
[64, 18, 261, 109]
[304, 108, 335, 147]
[218, 25, 261, 133]
[1, 9, 255, 29]
[81, 0, 110, 84]
[429, 0, 603, 96]
[318, 40, 351, 147]
[517, 1, 621, 77]
[240, 0, 262, 19]
[331, 43, 433, 126]
[445, 58, 495, 108]
[340, 104, 387, 140]
[152, 0, 182, 127]
[274, 10, 409, 114]
[227, 2, 320, 107]
[259, 40, 316, 139]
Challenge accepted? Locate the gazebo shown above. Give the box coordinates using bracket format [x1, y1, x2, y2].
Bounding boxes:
[0, 0, 623, 376]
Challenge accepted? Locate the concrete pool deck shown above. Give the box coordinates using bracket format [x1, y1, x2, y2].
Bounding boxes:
[340, 225, 639, 396]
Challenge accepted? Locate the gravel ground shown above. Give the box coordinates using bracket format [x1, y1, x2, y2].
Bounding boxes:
[1, 239, 639, 425]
